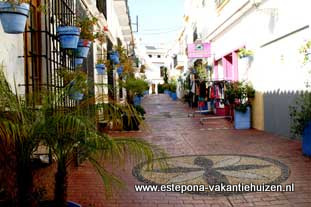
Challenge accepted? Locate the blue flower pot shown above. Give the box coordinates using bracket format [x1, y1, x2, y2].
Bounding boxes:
[76, 39, 91, 58]
[68, 201, 81, 207]
[109, 52, 120, 64]
[69, 91, 84, 101]
[164, 90, 170, 95]
[171, 92, 177, 101]
[117, 66, 123, 76]
[68, 81, 84, 101]
[134, 96, 142, 106]
[96, 64, 105, 75]
[302, 122, 311, 156]
[234, 107, 251, 129]
[74, 58, 84, 67]
[0, 2, 30, 34]
[57, 26, 80, 49]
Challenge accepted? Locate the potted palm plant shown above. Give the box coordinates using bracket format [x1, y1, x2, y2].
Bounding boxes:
[36, 91, 160, 207]
[0, 0, 30, 34]
[75, 16, 98, 58]
[290, 92, 311, 156]
[0, 67, 42, 207]
[225, 81, 255, 129]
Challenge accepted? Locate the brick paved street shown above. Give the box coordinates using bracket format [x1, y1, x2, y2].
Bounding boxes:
[68, 94, 311, 207]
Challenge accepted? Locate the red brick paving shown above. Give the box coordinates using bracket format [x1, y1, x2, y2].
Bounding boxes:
[67, 94, 311, 207]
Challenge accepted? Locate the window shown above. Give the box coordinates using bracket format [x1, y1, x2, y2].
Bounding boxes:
[148, 54, 152, 58]
[97, 0, 107, 19]
[157, 55, 161, 58]
[23, 0, 77, 107]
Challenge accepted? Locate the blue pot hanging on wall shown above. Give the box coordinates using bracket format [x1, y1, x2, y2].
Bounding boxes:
[95, 64, 105, 75]
[117, 66, 123, 76]
[109, 51, 120, 64]
[76, 39, 91, 58]
[0, 2, 30, 34]
[68, 81, 84, 101]
[302, 122, 311, 156]
[74, 58, 84, 67]
[57, 26, 80, 49]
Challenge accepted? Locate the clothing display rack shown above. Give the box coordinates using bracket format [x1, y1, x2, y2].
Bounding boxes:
[187, 78, 233, 124]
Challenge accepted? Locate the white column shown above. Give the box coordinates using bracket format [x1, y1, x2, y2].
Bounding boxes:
[155, 83, 158, 94]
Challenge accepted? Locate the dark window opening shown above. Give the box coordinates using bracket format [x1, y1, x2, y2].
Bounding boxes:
[148, 54, 152, 58]
[96, 0, 107, 19]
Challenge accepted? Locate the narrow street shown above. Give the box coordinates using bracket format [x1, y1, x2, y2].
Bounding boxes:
[68, 94, 311, 207]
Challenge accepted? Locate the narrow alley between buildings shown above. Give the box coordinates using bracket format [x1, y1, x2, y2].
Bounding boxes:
[67, 94, 311, 207]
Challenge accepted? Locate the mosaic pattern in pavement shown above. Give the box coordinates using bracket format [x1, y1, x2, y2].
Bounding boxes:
[133, 154, 290, 195]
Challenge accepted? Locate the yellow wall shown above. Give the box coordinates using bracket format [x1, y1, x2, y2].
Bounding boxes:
[251, 92, 264, 130]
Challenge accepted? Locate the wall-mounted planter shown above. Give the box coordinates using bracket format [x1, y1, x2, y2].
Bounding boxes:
[302, 122, 311, 156]
[56, 26, 80, 49]
[95, 64, 105, 75]
[109, 52, 120, 64]
[0, 2, 30, 34]
[74, 58, 84, 67]
[234, 107, 251, 129]
[68, 81, 84, 101]
[69, 90, 84, 101]
[117, 66, 123, 76]
[76, 39, 91, 58]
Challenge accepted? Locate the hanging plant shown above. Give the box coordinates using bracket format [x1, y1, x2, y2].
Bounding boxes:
[95, 58, 106, 75]
[96, 31, 106, 45]
[0, 0, 30, 34]
[238, 48, 254, 58]
[299, 40, 311, 64]
[76, 16, 98, 41]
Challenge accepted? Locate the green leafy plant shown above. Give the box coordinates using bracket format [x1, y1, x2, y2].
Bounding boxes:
[123, 77, 149, 99]
[168, 79, 177, 92]
[289, 92, 311, 137]
[238, 48, 254, 58]
[95, 31, 106, 45]
[0, 67, 41, 207]
[299, 40, 311, 64]
[225, 81, 255, 113]
[76, 16, 98, 41]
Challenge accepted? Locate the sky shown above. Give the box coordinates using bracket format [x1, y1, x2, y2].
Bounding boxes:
[128, 0, 185, 47]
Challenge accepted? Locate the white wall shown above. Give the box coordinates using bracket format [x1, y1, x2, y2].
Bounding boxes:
[0, 27, 25, 94]
[206, 0, 311, 92]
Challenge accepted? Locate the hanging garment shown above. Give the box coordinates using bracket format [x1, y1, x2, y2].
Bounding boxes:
[200, 81, 207, 97]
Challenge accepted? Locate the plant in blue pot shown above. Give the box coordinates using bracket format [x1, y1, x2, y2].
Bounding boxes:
[0, 0, 30, 34]
[109, 51, 120, 64]
[290, 91, 311, 156]
[57, 26, 81, 49]
[225, 81, 255, 129]
[59, 69, 88, 101]
[117, 65, 124, 76]
[95, 58, 106, 75]
[75, 16, 98, 58]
